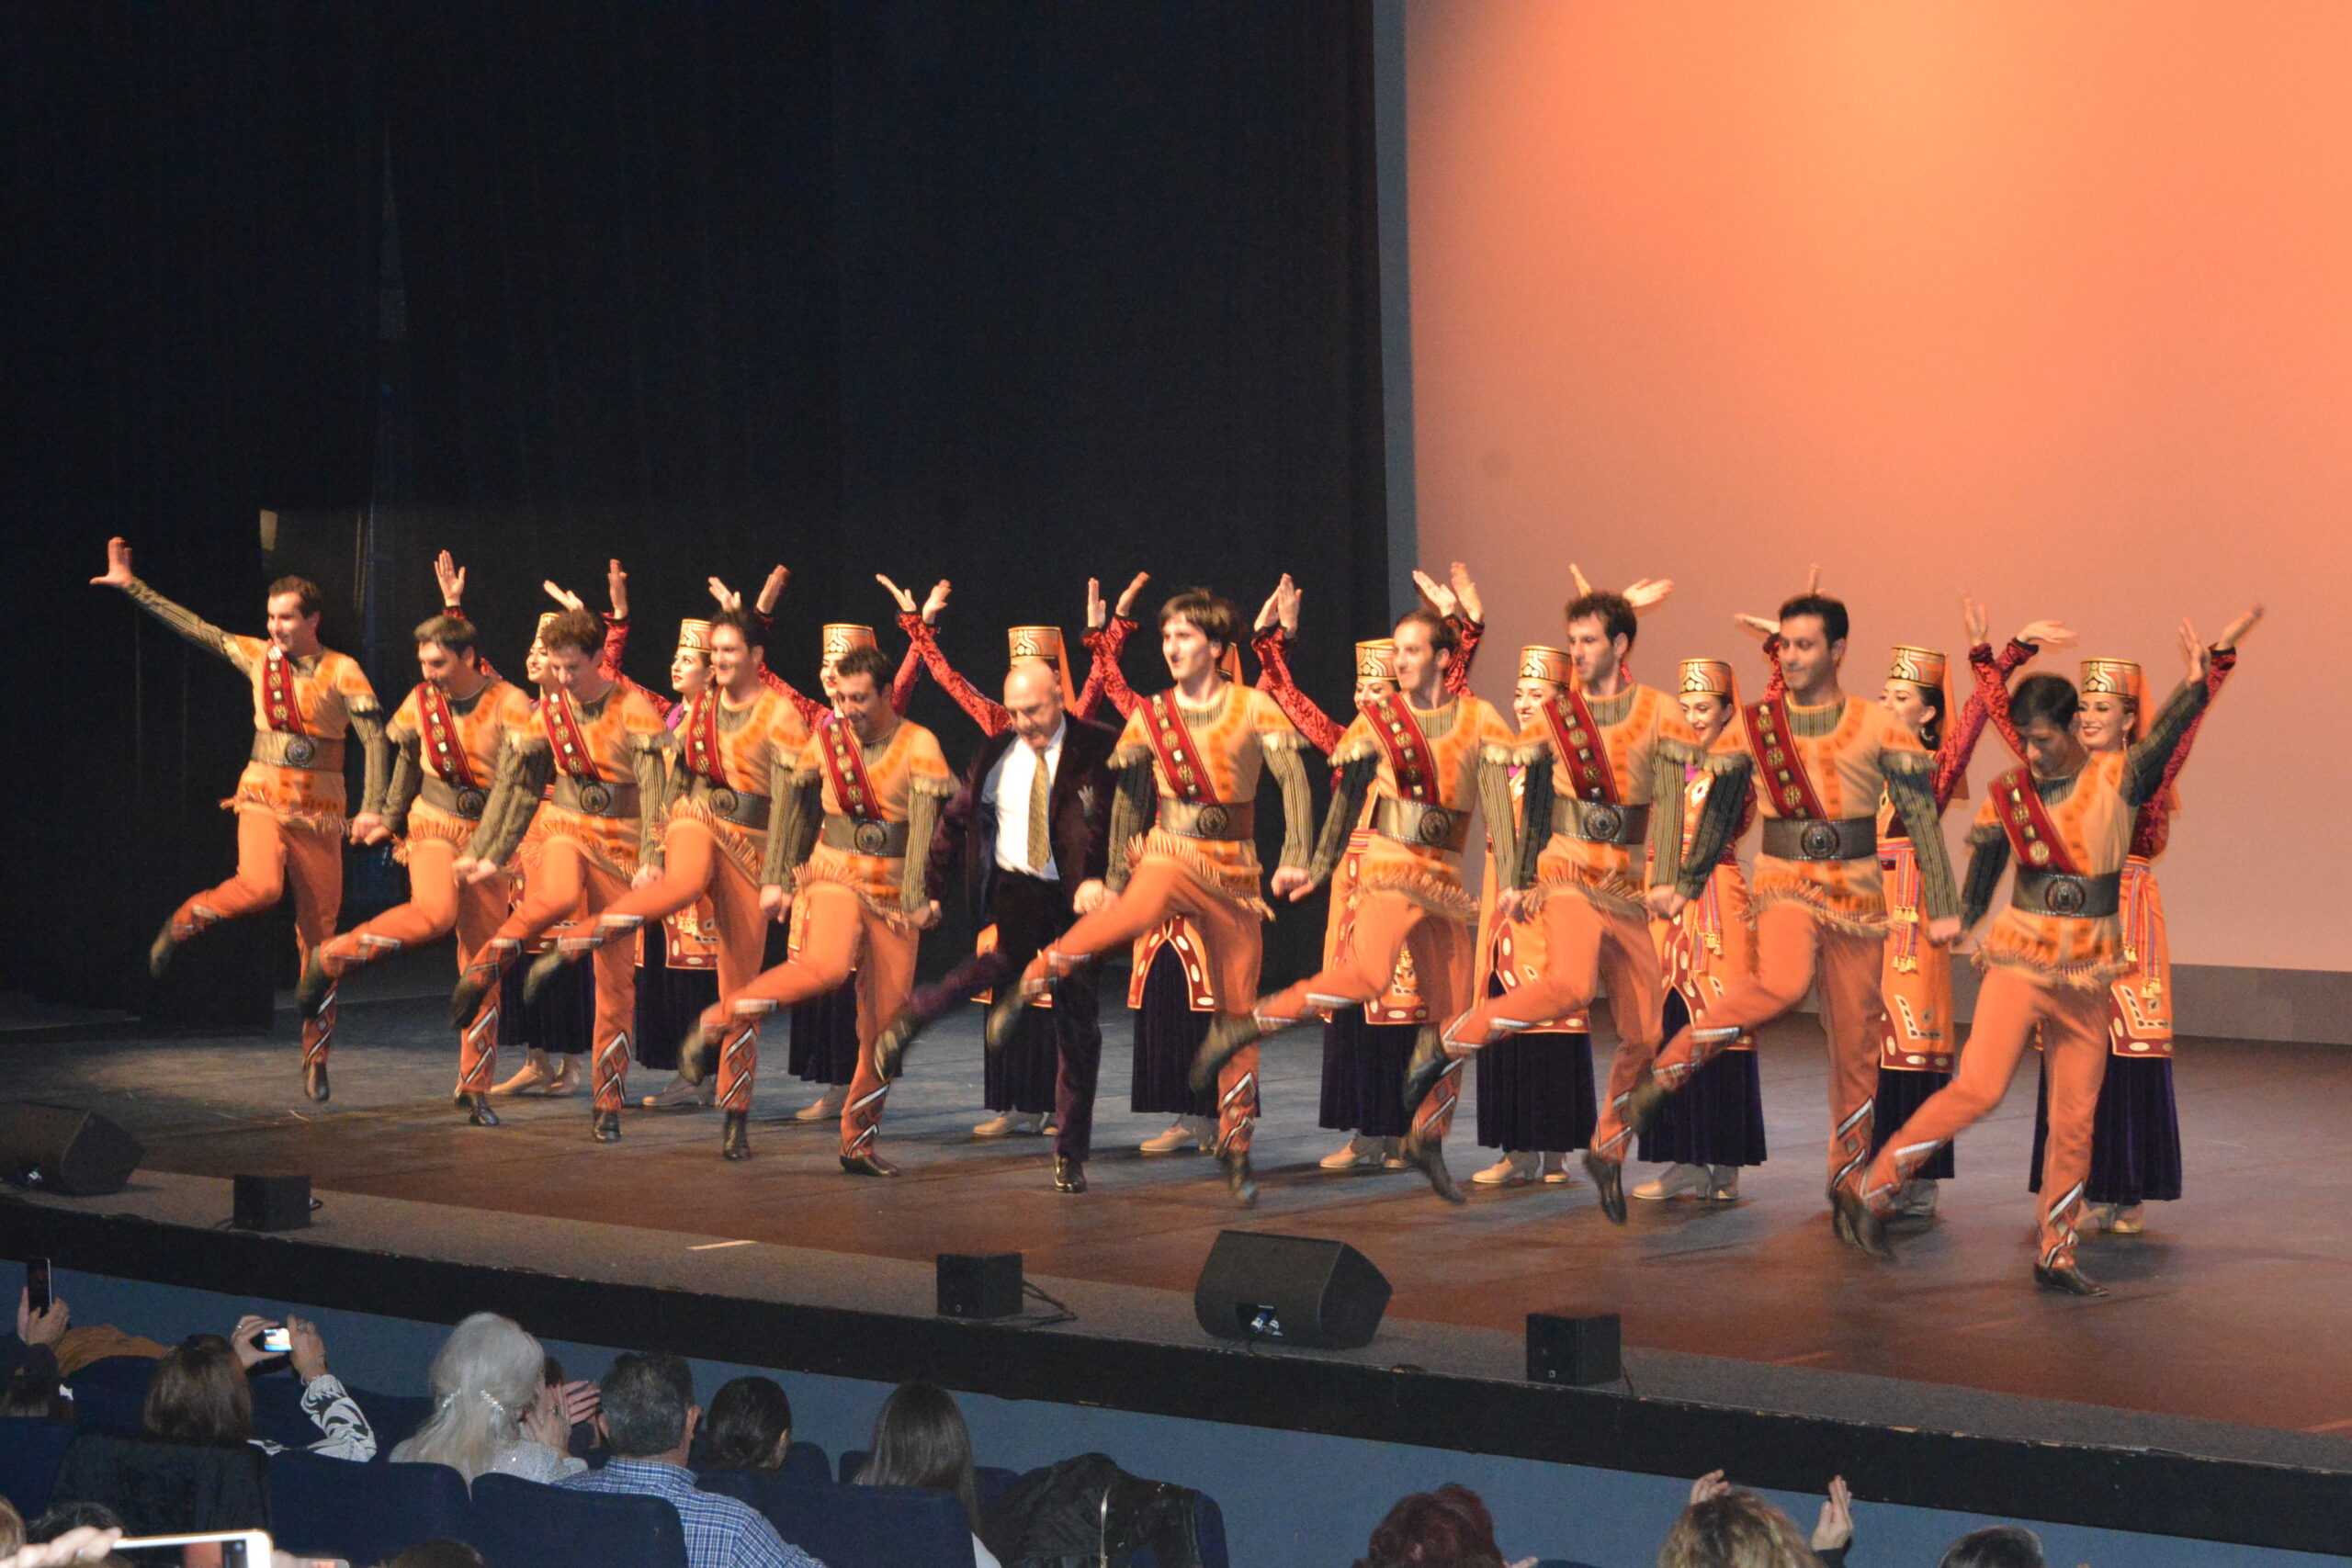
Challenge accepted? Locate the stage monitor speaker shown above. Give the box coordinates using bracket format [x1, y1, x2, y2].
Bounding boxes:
[1526, 1311, 1621, 1386]
[0, 1103, 142, 1197]
[937, 1252, 1023, 1319]
[1193, 1230, 1390, 1349]
[232, 1174, 311, 1232]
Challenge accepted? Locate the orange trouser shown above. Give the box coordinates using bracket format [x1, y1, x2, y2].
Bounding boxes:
[1449, 894, 1664, 1156]
[1257, 890, 1477, 1145]
[317, 837, 512, 1092]
[703, 881, 920, 1156]
[1646, 900, 1885, 1184]
[478, 839, 638, 1112]
[1020, 855, 1265, 1157]
[563, 821, 769, 999]
[167, 810, 343, 1070]
[1860, 969, 2109, 1271]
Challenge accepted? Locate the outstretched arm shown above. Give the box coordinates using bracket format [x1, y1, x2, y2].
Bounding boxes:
[96, 538, 244, 671]
[887, 574, 1007, 735]
[1077, 572, 1149, 719]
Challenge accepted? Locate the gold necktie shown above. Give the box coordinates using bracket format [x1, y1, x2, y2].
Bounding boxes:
[1026, 742, 1053, 873]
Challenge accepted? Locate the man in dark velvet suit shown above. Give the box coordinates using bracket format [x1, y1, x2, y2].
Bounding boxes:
[875, 663, 1119, 1191]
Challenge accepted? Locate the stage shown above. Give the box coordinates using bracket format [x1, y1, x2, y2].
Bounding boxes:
[6, 957, 2351, 1555]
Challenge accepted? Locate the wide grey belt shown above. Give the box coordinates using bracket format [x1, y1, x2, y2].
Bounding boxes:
[820, 813, 909, 857]
[1560, 798, 1649, 847]
[1760, 816, 1877, 863]
[688, 778, 772, 829]
[251, 731, 344, 772]
[1372, 795, 1469, 852]
[420, 776, 491, 821]
[550, 774, 640, 818]
[2010, 870, 2123, 919]
[1158, 797, 1256, 841]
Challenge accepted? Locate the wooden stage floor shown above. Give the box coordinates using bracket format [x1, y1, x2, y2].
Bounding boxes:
[13, 972, 2351, 1440]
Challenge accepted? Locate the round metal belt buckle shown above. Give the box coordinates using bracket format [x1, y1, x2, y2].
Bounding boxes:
[2044, 876, 2088, 916]
[578, 782, 614, 815]
[711, 788, 741, 818]
[456, 788, 488, 818]
[284, 737, 317, 768]
[1192, 804, 1231, 838]
[1798, 820, 1842, 859]
[853, 820, 890, 854]
[1584, 805, 1623, 842]
[1417, 807, 1454, 846]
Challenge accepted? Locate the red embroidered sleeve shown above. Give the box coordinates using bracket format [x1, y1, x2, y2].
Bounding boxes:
[1973, 639, 2036, 762]
[1759, 633, 1787, 702]
[1075, 615, 1133, 720]
[890, 634, 922, 716]
[1932, 639, 2033, 810]
[1249, 627, 1346, 753]
[1444, 615, 1483, 694]
[898, 611, 1008, 735]
[599, 615, 629, 682]
[2130, 646, 2235, 856]
[1082, 619, 1143, 719]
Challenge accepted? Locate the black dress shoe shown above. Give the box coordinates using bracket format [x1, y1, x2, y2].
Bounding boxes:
[1584, 1152, 1627, 1224]
[1398, 1027, 1450, 1117]
[295, 953, 336, 1021]
[872, 1010, 924, 1081]
[591, 1109, 622, 1144]
[1402, 1134, 1465, 1206]
[1053, 1156, 1086, 1194]
[520, 950, 573, 1010]
[1833, 1187, 1893, 1258]
[1218, 1146, 1259, 1207]
[449, 966, 498, 1031]
[2034, 1262, 2108, 1297]
[840, 1151, 901, 1178]
[302, 1060, 331, 1104]
[1188, 1013, 1266, 1094]
[721, 1111, 752, 1162]
[466, 1092, 501, 1127]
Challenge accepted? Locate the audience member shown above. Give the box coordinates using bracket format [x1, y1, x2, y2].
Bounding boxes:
[0, 1498, 19, 1555]
[374, 1543, 488, 1568]
[6, 1291, 67, 1390]
[1352, 1483, 1510, 1568]
[143, 1319, 375, 1461]
[1661, 1472, 1852, 1568]
[8, 1290, 164, 1382]
[24, 1505, 121, 1547]
[389, 1313, 591, 1484]
[0, 1370, 71, 1424]
[700, 1377, 794, 1472]
[0, 1526, 125, 1567]
[853, 1382, 1004, 1568]
[1939, 1527, 2046, 1568]
[556, 1351, 820, 1568]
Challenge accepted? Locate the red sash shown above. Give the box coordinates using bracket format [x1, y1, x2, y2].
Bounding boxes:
[1745, 697, 1827, 819]
[415, 682, 484, 789]
[817, 714, 884, 823]
[542, 692, 602, 781]
[1991, 765, 2085, 876]
[1541, 689, 1620, 805]
[682, 693, 727, 786]
[1361, 694, 1440, 804]
[263, 649, 309, 736]
[1142, 690, 1221, 804]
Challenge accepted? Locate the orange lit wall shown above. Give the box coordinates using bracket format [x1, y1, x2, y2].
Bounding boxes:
[1405, 1, 2351, 972]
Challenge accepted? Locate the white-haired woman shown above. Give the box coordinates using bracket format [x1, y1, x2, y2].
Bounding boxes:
[390, 1313, 594, 1483]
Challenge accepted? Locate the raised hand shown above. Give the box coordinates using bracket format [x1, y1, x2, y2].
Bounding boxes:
[1111, 570, 1151, 621]
[876, 573, 917, 615]
[1087, 577, 1110, 632]
[2179, 619, 2211, 684]
[1412, 568, 1458, 620]
[755, 565, 790, 615]
[434, 549, 467, 609]
[1804, 562, 1823, 595]
[1810, 1476, 1854, 1553]
[1448, 560, 1483, 623]
[1687, 1470, 1732, 1507]
[1253, 582, 1283, 634]
[230, 1314, 276, 1370]
[2215, 603, 2265, 650]
[1567, 563, 1596, 600]
[1961, 596, 1989, 648]
[1275, 573, 1301, 637]
[605, 558, 629, 620]
[707, 575, 743, 612]
[1623, 577, 1674, 615]
[542, 580, 585, 614]
[285, 1314, 331, 1382]
[921, 580, 951, 626]
[1733, 612, 1779, 641]
[92, 536, 135, 589]
[2014, 619, 2076, 650]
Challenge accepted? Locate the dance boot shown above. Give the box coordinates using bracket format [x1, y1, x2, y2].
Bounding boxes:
[871, 1009, 926, 1081]
[449, 962, 502, 1031]
[2034, 1262, 2108, 1297]
[591, 1109, 621, 1144]
[1401, 1132, 1465, 1205]
[302, 1059, 330, 1104]
[1188, 1012, 1268, 1094]
[1397, 1025, 1450, 1117]
[1217, 1145, 1259, 1208]
[721, 1111, 752, 1162]
[1583, 1152, 1628, 1224]
[464, 1092, 500, 1127]
[840, 1150, 901, 1178]
[1894, 1179, 1940, 1219]
[520, 948, 578, 1010]
[1619, 1070, 1669, 1142]
[147, 914, 187, 979]
[1833, 1186, 1894, 1258]
[1053, 1156, 1087, 1194]
[295, 952, 337, 1021]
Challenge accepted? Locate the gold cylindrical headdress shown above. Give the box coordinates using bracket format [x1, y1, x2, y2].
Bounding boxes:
[1356, 638, 1399, 682]
[1887, 645, 1947, 689]
[1518, 645, 1573, 686]
[822, 624, 877, 661]
[532, 611, 559, 646]
[2080, 658, 2149, 741]
[675, 618, 713, 655]
[1679, 657, 1735, 697]
[1008, 626, 1078, 706]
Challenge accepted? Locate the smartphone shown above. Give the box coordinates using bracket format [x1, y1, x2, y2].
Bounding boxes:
[112, 1529, 343, 1568]
[258, 1325, 293, 1355]
[26, 1257, 51, 1315]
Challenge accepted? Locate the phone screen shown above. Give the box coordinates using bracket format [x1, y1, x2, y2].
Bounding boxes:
[26, 1258, 51, 1315]
[259, 1325, 292, 1355]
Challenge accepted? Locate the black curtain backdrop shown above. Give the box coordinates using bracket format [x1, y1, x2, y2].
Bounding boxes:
[3, 1, 1387, 1013]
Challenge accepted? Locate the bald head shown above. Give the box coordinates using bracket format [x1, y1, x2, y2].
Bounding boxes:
[1003, 661, 1065, 750]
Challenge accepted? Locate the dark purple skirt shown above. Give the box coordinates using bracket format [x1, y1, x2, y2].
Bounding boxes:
[1129, 944, 1216, 1119]
[1318, 1011, 1417, 1137]
[985, 1003, 1061, 1114]
[1475, 1029, 1598, 1153]
[1637, 988, 1768, 1168]
[788, 980, 861, 1086]
[2030, 1051, 2182, 1205]
[633, 940, 718, 1074]
[1871, 1065, 1956, 1179]
[498, 953, 594, 1057]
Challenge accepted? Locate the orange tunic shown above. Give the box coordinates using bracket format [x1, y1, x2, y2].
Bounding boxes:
[220, 637, 381, 829]
[510, 685, 674, 880]
[387, 678, 534, 857]
[1477, 770, 1592, 1035]
[1112, 682, 1310, 910]
[668, 687, 812, 883]
[1973, 750, 2138, 987]
[1529, 683, 1700, 919]
[1720, 695, 1934, 933]
[1325, 694, 1519, 923]
[1651, 765, 1758, 1050]
[784, 715, 955, 920]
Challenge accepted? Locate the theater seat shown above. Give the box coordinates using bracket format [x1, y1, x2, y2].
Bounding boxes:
[834, 1447, 1014, 1499]
[1132, 1491, 1230, 1568]
[61, 1357, 157, 1438]
[467, 1472, 690, 1568]
[702, 1472, 975, 1568]
[268, 1451, 469, 1565]
[698, 1440, 831, 1490]
[0, 1417, 76, 1517]
[49, 1433, 268, 1537]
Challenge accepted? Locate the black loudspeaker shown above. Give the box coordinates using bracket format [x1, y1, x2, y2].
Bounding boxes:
[1526, 1311, 1622, 1386]
[937, 1252, 1023, 1319]
[1193, 1230, 1390, 1349]
[0, 1103, 142, 1196]
[232, 1174, 312, 1233]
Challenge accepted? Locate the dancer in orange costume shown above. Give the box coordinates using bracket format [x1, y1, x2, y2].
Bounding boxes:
[297, 598, 532, 1123]
[678, 643, 953, 1171]
[519, 609, 811, 1159]
[95, 537, 390, 1102]
[448, 607, 676, 1142]
[1007, 590, 1317, 1203]
[1612, 588, 1962, 1227]
[1838, 606, 2259, 1295]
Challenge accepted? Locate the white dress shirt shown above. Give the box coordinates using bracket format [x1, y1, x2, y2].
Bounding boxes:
[983, 718, 1065, 879]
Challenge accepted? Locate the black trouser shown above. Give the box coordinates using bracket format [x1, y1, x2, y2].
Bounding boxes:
[906, 872, 1103, 1163]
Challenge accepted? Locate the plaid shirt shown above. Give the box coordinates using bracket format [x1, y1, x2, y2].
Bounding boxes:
[559, 1459, 824, 1568]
